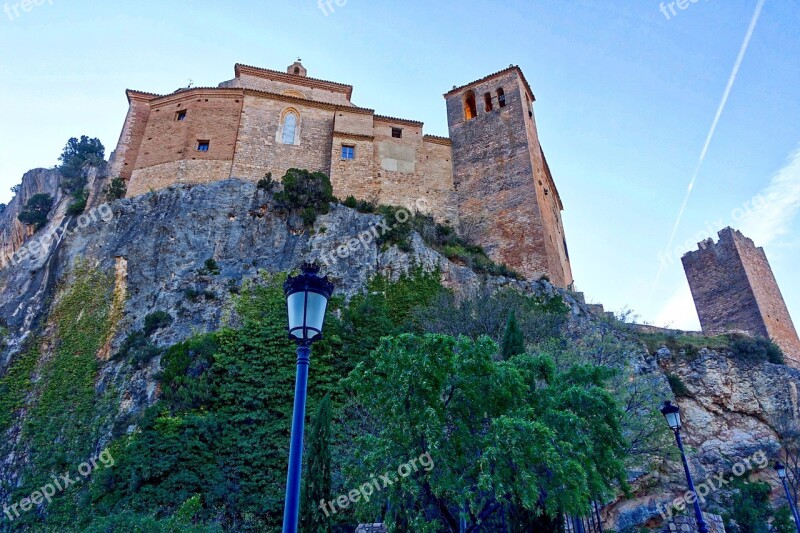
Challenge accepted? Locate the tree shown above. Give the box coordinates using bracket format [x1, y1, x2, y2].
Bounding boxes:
[18, 193, 53, 230]
[301, 393, 333, 533]
[726, 478, 773, 533]
[58, 136, 105, 180]
[343, 334, 628, 531]
[501, 310, 525, 359]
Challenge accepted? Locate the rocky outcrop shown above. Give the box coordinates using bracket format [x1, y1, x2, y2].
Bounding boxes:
[0, 168, 65, 261]
[0, 174, 796, 531]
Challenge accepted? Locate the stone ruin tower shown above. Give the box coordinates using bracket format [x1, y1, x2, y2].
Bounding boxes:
[682, 227, 800, 366]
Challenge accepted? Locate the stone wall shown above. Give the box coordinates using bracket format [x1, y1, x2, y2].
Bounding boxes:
[230, 94, 335, 181]
[682, 227, 800, 366]
[445, 68, 572, 286]
[663, 513, 726, 532]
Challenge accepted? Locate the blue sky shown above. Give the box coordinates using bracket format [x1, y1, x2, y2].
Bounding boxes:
[1, 0, 798, 330]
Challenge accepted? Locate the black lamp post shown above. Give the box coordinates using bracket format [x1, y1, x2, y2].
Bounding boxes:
[775, 462, 800, 531]
[282, 263, 334, 533]
[660, 401, 709, 533]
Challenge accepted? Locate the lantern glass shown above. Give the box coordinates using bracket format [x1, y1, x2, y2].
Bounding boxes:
[287, 292, 306, 340]
[664, 411, 681, 430]
[305, 292, 328, 334]
[776, 463, 787, 479]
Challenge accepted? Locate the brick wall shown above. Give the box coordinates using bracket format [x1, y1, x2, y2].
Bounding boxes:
[682, 228, 800, 366]
[109, 92, 154, 181]
[125, 89, 242, 196]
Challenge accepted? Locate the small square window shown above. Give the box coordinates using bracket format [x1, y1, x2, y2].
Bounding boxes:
[197, 140, 210, 152]
[176, 110, 187, 121]
[391, 127, 402, 138]
[341, 145, 355, 160]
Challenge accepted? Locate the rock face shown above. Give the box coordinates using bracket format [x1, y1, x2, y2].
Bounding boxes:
[603, 345, 799, 530]
[0, 168, 66, 261]
[0, 174, 797, 530]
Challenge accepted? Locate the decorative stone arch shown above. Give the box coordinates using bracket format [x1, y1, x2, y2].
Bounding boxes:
[277, 107, 301, 145]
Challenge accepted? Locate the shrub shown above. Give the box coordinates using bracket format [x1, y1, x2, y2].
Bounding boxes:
[104, 177, 127, 201]
[256, 172, 275, 193]
[730, 335, 785, 364]
[273, 168, 334, 227]
[67, 188, 89, 215]
[201, 258, 221, 276]
[18, 193, 53, 230]
[143, 311, 173, 336]
[342, 195, 358, 208]
[666, 374, 690, 397]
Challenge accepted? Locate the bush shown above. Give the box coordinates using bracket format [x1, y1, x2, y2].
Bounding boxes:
[200, 258, 220, 276]
[67, 188, 88, 215]
[273, 168, 335, 227]
[143, 311, 173, 336]
[256, 172, 275, 193]
[666, 374, 690, 397]
[18, 193, 53, 230]
[730, 335, 785, 365]
[104, 177, 127, 201]
[342, 195, 358, 208]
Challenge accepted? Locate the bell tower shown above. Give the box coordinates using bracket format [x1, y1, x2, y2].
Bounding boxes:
[444, 66, 573, 287]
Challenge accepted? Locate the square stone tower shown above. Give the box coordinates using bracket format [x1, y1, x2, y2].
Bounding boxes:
[682, 227, 800, 366]
[444, 67, 573, 287]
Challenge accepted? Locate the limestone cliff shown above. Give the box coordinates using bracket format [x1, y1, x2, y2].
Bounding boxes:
[0, 174, 796, 530]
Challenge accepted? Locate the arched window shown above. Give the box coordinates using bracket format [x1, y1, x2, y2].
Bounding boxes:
[497, 88, 506, 108]
[484, 92, 493, 112]
[463, 90, 477, 121]
[282, 111, 298, 145]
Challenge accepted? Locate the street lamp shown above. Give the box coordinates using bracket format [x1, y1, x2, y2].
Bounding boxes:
[282, 263, 334, 533]
[660, 401, 709, 533]
[775, 462, 800, 531]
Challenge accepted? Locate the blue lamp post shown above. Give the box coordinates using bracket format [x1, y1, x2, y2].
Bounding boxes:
[282, 263, 334, 533]
[775, 462, 800, 532]
[661, 401, 709, 533]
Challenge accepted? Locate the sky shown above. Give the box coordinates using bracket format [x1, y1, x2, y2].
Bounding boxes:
[0, 0, 798, 330]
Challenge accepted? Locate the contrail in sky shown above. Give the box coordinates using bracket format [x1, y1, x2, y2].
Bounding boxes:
[650, 0, 766, 297]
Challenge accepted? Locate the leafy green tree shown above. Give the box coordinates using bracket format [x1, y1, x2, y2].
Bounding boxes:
[343, 333, 628, 531]
[301, 393, 333, 533]
[17, 193, 53, 230]
[58, 135, 105, 187]
[772, 505, 795, 533]
[501, 310, 525, 359]
[726, 478, 773, 532]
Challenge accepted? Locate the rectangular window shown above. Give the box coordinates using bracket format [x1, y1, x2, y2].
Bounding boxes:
[197, 140, 210, 152]
[391, 127, 402, 138]
[176, 110, 187, 121]
[341, 145, 355, 160]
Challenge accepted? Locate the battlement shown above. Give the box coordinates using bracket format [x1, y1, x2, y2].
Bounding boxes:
[682, 227, 800, 366]
[108, 61, 572, 286]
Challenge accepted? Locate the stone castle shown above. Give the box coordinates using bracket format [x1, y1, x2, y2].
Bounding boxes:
[683, 227, 800, 366]
[108, 61, 573, 287]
